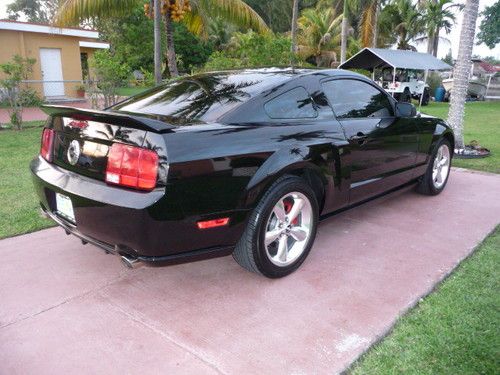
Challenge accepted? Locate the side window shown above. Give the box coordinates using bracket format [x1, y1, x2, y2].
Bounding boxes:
[322, 79, 394, 119]
[264, 87, 317, 119]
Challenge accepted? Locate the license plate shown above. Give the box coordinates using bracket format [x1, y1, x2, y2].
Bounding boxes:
[55, 193, 75, 223]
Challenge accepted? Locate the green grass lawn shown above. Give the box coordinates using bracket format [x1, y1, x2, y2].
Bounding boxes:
[349, 227, 500, 374]
[421, 101, 500, 174]
[116, 86, 152, 97]
[0, 122, 54, 239]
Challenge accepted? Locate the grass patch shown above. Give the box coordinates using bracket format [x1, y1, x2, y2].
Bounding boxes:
[0, 124, 54, 238]
[349, 227, 500, 374]
[116, 86, 152, 97]
[421, 101, 500, 174]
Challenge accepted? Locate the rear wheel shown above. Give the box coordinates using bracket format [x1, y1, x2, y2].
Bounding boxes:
[233, 176, 319, 278]
[417, 139, 451, 195]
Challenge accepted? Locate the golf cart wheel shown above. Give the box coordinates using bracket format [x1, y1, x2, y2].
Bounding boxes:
[421, 87, 430, 106]
[401, 88, 411, 103]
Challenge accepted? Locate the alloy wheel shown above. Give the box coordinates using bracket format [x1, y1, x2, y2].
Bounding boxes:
[432, 144, 450, 189]
[264, 192, 313, 267]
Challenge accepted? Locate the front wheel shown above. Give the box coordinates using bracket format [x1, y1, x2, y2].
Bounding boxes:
[417, 139, 452, 195]
[233, 176, 319, 278]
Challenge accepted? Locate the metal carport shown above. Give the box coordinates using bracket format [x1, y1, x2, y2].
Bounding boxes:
[339, 48, 451, 106]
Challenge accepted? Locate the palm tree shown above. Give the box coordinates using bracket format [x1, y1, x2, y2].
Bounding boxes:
[298, 7, 342, 64]
[340, 0, 348, 63]
[153, 0, 162, 84]
[55, 0, 268, 78]
[420, 0, 459, 56]
[447, 0, 480, 150]
[379, 0, 424, 50]
[291, 0, 300, 56]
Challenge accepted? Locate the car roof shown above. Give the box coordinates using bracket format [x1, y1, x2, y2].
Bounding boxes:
[193, 67, 367, 85]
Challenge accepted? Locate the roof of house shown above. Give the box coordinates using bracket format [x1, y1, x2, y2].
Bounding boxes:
[0, 19, 99, 39]
[339, 48, 452, 71]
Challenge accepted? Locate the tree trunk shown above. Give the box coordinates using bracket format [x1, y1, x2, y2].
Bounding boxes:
[163, 7, 179, 78]
[426, 31, 434, 54]
[372, 0, 379, 48]
[340, 0, 348, 63]
[153, 0, 162, 85]
[432, 27, 440, 56]
[447, 0, 479, 150]
[290, 0, 299, 55]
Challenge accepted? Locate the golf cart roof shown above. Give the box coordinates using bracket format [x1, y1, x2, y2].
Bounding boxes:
[339, 48, 452, 71]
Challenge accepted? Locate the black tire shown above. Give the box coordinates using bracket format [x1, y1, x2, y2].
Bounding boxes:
[233, 175, 319, 278]
[416, 139, 452, 195]
[420, 87, 430, 106]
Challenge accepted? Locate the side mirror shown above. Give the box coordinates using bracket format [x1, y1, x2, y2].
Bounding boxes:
[395, 102, 417, 117]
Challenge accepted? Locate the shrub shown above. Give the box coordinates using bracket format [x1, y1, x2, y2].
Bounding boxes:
[89, 50, 130, 108]
[203, 31, 306, 71]
[18, 88, 43, 107]
[427, 72, 443, 96]
[0, 55, 36, 130]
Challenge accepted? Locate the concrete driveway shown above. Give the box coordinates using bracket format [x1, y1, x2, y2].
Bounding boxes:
[1, 168, 499, 375]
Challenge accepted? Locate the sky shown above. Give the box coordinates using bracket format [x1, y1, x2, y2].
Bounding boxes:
[0, 0, 498, 60]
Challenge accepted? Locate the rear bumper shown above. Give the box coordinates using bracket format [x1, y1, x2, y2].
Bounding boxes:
[30, 156, 248, 263]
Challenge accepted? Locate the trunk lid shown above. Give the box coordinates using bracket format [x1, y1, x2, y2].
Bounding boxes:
[42, 105, 173, 182]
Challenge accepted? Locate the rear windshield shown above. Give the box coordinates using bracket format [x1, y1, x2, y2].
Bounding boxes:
[111, 72, 291, 123]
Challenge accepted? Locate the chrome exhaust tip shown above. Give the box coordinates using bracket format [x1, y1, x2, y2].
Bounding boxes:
[120, 254, 143, 269]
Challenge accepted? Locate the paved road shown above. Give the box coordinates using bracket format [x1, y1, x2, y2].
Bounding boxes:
[1, 168, 499, 375]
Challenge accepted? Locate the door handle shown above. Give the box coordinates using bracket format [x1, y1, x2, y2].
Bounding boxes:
[349, 132, 368, 145]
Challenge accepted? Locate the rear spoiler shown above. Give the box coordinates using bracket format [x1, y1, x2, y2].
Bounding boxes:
[41, 105, 175, 133]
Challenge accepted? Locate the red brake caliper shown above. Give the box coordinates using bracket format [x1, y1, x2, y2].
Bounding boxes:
[283, 201, 299, 225]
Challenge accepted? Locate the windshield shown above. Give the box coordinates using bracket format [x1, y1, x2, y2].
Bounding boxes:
[111, 71, 292, 124]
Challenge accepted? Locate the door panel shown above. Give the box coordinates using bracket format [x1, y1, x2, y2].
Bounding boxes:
[340, 117, 418, 203]
[321, 78, 418, 204]
[40, 48, 65, 97]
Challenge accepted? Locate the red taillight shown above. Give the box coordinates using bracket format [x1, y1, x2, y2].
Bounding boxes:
[197, 218, 230, 229]
[40, 128, 55, 162]
[105, 143, 159, 191]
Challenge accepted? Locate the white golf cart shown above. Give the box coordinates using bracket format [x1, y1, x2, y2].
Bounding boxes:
[339, 48, 451, 108]
[377, 68, 430, 105]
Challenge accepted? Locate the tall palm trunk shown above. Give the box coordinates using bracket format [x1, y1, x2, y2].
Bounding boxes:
[340, 0, 348, 63]
[153, 0, 162, 84]
[447, 0, 479, 150]
[291, 0, 299, 54]
[432, 27, 440, 56]
[372, 0, 380, 47]
[163, 6, 179, 78]
[426, 31, 435, 54]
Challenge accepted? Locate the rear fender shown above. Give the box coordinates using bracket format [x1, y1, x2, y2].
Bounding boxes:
[243, 145, 331, 209]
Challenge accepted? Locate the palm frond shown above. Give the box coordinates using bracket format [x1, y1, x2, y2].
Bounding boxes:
[55, 0, 139, 26]
[197, 0, 269, 34]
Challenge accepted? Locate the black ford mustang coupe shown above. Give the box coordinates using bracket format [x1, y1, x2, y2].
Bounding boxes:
[31, 69, 454, 278]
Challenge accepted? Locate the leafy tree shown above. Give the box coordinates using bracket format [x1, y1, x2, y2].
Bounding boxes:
[0, 55, 36, 130]
[88, 50, 129, 107]
[477, 0, 499, 49]
[6, 0, 61, 22]
[203, 31, 301, 70]
[97, 5, 212, 74]
[55, 0, 268, 78]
